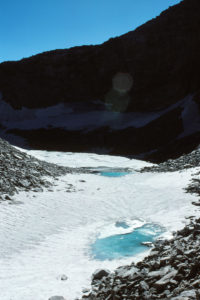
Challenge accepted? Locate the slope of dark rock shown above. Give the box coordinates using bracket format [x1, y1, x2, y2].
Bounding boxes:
[1, 0, 200, 111]
[141, 145, 200, 172]
[0, 138, 77, 200]
[0, 0, 200, 161]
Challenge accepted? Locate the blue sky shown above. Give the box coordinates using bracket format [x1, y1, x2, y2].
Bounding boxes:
[0, 0, 181, 63]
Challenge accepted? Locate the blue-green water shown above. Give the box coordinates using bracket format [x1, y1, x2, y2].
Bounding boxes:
[88, 167, 132, 177]
[100, 171, 130, 177]
[91, 223, 164, 260]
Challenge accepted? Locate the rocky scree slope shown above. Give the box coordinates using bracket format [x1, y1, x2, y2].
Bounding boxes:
[0, 138, 76, 201]
[141, 146, 200, 173]
[0, 0, 200, 162]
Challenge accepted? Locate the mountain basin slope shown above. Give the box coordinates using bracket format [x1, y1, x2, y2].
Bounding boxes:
[0, 147, 200, 300]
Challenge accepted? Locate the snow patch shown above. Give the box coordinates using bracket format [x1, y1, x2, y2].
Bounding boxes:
[98, 219, 146, 239]
[0, 151, 199, 299]
[179, 96, 200, 138]
[25, 150, 153, 169]
[0, 97, 193, 133]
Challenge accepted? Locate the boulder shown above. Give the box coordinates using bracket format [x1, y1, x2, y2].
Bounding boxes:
[92, 269, 110, 281]
[60, 274, 68, 281]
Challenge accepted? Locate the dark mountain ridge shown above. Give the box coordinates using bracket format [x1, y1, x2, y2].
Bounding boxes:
[0, 0, 200, 162]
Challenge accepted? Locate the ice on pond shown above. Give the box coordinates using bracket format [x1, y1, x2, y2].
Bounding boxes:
[87, 167, 133, 177]
[100, 171, 130, 177]
[115, 221, 130, 229]
[91, 222, 165, 260]
[0, 150, 199, 300]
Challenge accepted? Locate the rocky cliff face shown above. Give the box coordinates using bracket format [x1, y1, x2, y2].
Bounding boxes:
[0, 0, 200, 161]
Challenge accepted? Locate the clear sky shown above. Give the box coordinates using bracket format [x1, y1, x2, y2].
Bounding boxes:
[0, 0, 181, 63]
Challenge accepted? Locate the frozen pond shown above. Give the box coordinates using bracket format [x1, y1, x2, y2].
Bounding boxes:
[0, 151, 199, 300]
[91, 222, 164, 260]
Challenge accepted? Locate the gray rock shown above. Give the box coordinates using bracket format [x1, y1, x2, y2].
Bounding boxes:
[140, 280, 149, 291]
[171, 289, 197, 299]
[0, 137, 92, 201]
[154, 269, 178, 290]
[60, 274, 68, 281]
[92, 269, 110, 281]
[148, 266, 171, 278]
[82, 288, 90, 293]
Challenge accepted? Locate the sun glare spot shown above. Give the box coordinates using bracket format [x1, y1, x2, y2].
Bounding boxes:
[105, 72, 133, 112]
[112, 72, 133, 94]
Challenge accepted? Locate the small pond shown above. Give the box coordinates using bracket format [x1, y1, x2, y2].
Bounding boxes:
[91, 221, 164, 260]
[100, 171, 130, 177]
[88, 167, 133, 177]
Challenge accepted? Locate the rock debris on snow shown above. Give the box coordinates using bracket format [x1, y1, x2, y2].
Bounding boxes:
[1, 136, 200, 299]
[141, 147, 200, 173]
[79, 219, 200, 300]
[78, 145, 200, 300]
[0, 138, 85, 200]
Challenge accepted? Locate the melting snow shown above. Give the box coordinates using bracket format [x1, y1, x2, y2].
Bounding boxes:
[179, 96, 200, 138]
[1, 96, 197, 133]
[0, 151, 199, 299]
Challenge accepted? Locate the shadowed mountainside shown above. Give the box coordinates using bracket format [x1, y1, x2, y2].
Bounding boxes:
[0, 0, 200, 162]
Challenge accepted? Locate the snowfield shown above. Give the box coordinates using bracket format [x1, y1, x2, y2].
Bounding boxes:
[0, 95, 200, 141]
[0, 151, 199, 300]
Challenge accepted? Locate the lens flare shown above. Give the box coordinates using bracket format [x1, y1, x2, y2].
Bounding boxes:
[112, 72, 133, 94]
[105, 72, 133, 112]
